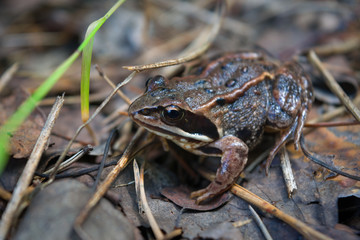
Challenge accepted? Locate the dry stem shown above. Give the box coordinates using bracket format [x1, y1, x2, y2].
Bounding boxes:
[46, 71, 136, 182]
[0, 63, 19, 94]
[73, 127, 145, 238]
[249, 205, 273, 240]
[138, 160, 164, 239]
[0, 95, 64, 239]
[123, 0, 225, 72]
[95, 64, 132, 105]
[280, 148, 297, 198]
[309, 50, 360, 122]
[231, 184, 332, 240]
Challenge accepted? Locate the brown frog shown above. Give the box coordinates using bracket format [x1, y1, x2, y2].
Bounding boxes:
[128, 51, 313, 204]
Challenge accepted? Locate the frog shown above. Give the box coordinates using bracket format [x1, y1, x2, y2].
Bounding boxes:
[128, 51, 313, 204]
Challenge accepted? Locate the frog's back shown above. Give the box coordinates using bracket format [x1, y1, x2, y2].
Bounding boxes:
[173, 52, 277, 148]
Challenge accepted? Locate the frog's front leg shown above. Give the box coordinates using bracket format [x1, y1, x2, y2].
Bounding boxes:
[190, 136, 248, 204]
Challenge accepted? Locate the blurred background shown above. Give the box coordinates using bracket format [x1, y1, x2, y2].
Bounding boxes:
[1, 0, 359, 100]
[0, 1, 360, 239]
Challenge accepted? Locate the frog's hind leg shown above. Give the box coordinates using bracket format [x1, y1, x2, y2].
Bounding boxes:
[279, 62, 313, 150]
[265, 63, 313, 174]
[265, 104, 310, 174]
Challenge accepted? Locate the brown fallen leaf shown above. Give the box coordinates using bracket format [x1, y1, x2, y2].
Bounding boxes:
[161, 185, 231, 211]
[0, 89, 45, 158]
[291, 122, 360, 186]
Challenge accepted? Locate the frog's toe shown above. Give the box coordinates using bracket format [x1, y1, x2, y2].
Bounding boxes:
[190, 187, 212, 204]
[190, 188, 214, 205]
[190, 182, 228, 204]
[190, 188, 207, 199]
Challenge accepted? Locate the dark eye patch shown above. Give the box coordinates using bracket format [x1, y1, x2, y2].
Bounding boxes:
[163, 109, 219, 140]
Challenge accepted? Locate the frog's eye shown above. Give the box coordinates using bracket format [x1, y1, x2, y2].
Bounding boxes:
[161, 105, 184, 123]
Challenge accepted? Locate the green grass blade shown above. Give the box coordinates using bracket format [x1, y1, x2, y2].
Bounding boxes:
[0, 0, 128, 173]
[81, 20, 98, 123]
[0, 51, 79, 172]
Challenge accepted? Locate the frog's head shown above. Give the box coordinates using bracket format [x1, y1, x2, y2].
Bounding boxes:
[128, 75, 219, 145]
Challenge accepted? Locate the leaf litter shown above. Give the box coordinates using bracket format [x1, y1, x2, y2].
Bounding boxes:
[0, 0, 360, 239]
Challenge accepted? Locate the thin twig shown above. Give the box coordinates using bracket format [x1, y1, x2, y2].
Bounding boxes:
[305, 120, 360, 128]
[103, 116, 128, 134]
[306, 94, 360, 126]
[199, 171, 331, 239]
[232, 219, 252, 228]
[244, 148, 272, 174]
[36, 159, 119, 179]
[162, 229, 182, 240]
[85, 124, 99, 146]
[155, 0, 253, 37]
[0, 95, 64, 239]
[310, 36, 360, 56]
[112, 120, 132, 152]
[92, 128, 117, 192]
[139, 160, 164, 240]
[133, 160, 143, 214]
[95, 65, 132, 105]
[122, 0, 225, 72]
[0, 63, 19, 94]
[300, 135, 360, 181]
[230, 184, 332, 240]
[113, 180, 135, 188]
[309, 50, 360, 122]
[103, 104, 129, 125]
[0, 187, 12, 201]
[43, 145, 93, 175]
[134, 28, 200, 63]
[123, 43, 212, 72]
[73, 127, 146, 238]
[39, 90, 110, 106]
[50, 131, 92, 145]
[280, 148, 297, 198]
[46, 71, 136, 183]
[249, 205, 273, 240]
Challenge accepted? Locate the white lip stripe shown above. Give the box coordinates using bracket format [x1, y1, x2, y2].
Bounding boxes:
[141, 122, 214, 142]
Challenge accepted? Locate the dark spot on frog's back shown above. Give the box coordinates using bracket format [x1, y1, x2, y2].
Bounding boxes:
[225, 79, 237, 88]
[220, 65, 227, 70]
[236, 128, 252, 140]
[216, 98, 226, 106]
